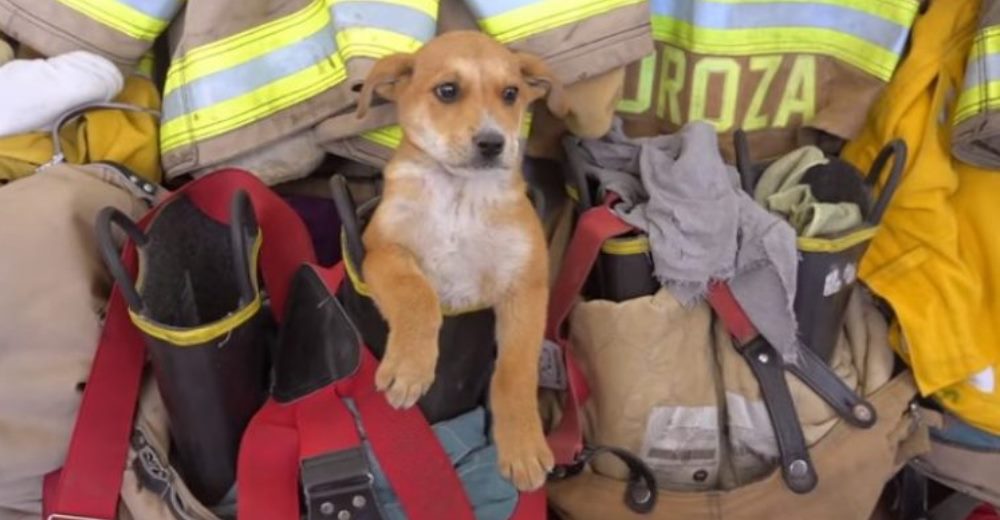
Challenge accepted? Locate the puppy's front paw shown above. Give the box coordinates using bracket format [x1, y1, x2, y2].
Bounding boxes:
[496, 427, 555, 491]
[374, 341, 437, 409]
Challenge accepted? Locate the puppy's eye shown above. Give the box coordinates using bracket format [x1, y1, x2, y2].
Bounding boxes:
[501, 86, 519, 105]
[434, 82, 459, 103]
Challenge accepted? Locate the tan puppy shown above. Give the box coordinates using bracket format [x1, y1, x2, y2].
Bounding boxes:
[355, 31, 567, 491]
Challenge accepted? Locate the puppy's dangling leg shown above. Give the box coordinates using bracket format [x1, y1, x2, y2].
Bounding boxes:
[491, 281, 554, 491]
[362, 244, 442, 409]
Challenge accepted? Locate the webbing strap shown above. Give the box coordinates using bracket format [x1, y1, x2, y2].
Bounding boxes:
[705, 282, 818, 494]
[238, 265, 475, 520]
[43, 169, 317, 520]
[546, 205, 634, 464]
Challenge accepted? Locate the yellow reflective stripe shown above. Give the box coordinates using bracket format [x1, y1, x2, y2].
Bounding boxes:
[565, 183, 579, 202]
[336, 27, 425, 61]
[130, 232, 264, 347]
[651, 15, 900, 81]
[955, 80, 1000, 125]
[137, 52, 155, 77]
[130, 296, 263, 346]
[341, 232, 487, 316]
[164, 0, 330, 97]
[161, 56, 346, 152]
[968, 25, 1000, 60]
[479, 0, 645, 44]
[796, 227, 877, 253]
[327, 0, 439, 19]
[955, 26, 1000, 124]
[361, 112, 534, 149]
[57, 0, 169, 40]
[363, 125, 405, 149]
[602, 236, 649, 255]
[699, 0, 918, 27]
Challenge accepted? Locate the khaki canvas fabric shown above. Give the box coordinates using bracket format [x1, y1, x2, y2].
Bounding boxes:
[0, 0, 157, 68]
[158, 0, 356, 181]
[548, 287, 919, 519]
[549, 374, 923, 520]
[0, 38, 12, 65]
[912, 434, 1000, 507]
[1, 0, 653, 184]
[567, 287, 894, 491]
[0, 164, 150, 519]
[118, 375, 221, 520]
[526, 67, 627, 161]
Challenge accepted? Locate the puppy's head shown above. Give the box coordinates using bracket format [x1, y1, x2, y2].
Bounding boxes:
[356, 31, 566, 175]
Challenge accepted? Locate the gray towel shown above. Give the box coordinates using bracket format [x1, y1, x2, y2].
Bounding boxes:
[564, 119, 802, 362]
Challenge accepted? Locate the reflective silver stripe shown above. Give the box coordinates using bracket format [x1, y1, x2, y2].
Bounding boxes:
[651, 0, 912, 56]
[963, 52, 1000, 90]
[464, 0, 537, 19]
[162, 0, 437, 124]
[162, 21, 339, 122]
[332, 1, 437, 42]
[118, 0, 184, 21]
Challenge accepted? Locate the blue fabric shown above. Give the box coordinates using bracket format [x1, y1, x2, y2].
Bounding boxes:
[932, 413, 1000, 451]
[346, 403, 519, 519]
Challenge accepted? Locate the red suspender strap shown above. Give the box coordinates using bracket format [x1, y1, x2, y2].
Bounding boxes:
[705, 281, 759, 344]
[44, 285, 144, 520]
[315, 266, 476, 520]
[237, 384, 366, 520]
[236, 404, 300, 520]
[545, 205, 635, 464]
[44, 169, 315, 520]
[239, 266, 475, 520]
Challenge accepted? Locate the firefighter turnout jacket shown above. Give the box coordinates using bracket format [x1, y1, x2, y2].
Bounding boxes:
[844, 0, 1000, 436]
[617, 0, 922, 161]
[0, 0, 652, 179]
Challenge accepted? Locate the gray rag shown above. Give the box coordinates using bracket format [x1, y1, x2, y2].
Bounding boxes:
[564, 119, 802, 362]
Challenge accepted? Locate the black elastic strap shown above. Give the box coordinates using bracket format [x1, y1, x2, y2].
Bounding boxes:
[785, 346, 878, 428]
[741, 339, 819, 494]
[552, 444, 658, 514]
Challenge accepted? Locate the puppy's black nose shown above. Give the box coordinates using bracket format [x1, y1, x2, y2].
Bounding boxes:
[474, 131, 505, 159]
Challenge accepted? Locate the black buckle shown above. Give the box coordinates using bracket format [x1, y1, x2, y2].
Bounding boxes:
[550, 445, 658, 514]
[301, 448, 383, 520]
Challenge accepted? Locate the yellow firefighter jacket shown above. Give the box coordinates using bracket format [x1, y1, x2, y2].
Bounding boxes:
[843, 0, 1000, 435]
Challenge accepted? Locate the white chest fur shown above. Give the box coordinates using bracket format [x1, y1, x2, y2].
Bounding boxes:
[383, 168, 531, 310]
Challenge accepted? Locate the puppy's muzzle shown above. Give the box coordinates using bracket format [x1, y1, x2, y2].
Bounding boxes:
[474, 130, 505, 160]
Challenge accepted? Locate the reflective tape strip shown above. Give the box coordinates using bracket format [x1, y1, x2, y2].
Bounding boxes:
[679, 0, 918, 27]
[650, 0, 917, 81]
[56, 0, 182, 40]
[162, 23, 341, 121]
[160, 0, 346, 152]
[327, 0, 439, 18]
[955, 26, 1000, 124]
[968, 25, 1000, 60]
[331, 0, 437, 60]
[361, 112, 534, 149]
[161, 58, 346, 151]
[164, 0, 331, 97]
[331, 0, 437, 42]
[161, 0, 435, 152]
[653, 0, 912, 54]
[136, 52, 155, 77]
[470, 0, 646, 44]
[335, 27, 427, 61]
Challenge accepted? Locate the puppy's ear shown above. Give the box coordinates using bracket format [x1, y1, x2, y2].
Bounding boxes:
[356, 53, 415, 119]
[517, 52, 568, 118]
